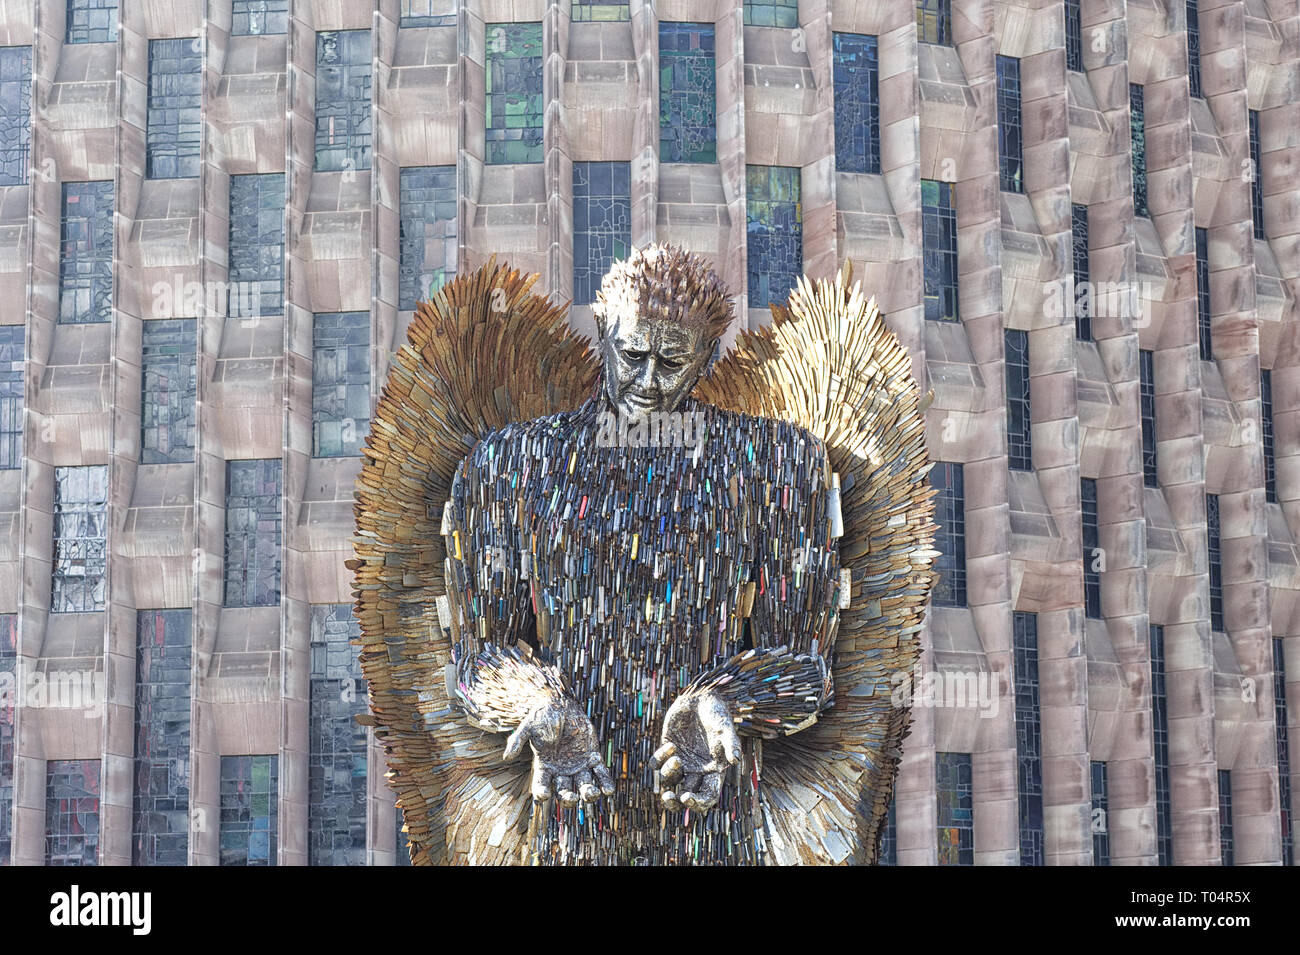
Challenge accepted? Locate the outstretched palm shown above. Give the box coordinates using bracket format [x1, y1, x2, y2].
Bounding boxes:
[652, 690, 741, 811]
[505, 696, 616, 807]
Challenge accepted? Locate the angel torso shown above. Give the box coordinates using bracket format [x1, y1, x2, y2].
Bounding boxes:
[442, 394, 842, 865]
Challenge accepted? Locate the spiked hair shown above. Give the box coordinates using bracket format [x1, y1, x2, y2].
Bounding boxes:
[591, 243, 734, 345]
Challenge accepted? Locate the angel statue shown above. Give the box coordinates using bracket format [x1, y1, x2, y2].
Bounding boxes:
[350, 243, 936, 865]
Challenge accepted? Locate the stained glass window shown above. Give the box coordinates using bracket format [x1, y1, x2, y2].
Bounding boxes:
[0, 615, 14, 866]
[1065, 0, 1083, 73]
[931, 462, 966, 608]
[400, 0, 456, 27]
[573, 162, 631, 306]
[1015, 612, 1043, 865]
[0, 325, 22, 470]
[219, 755, 277, 865]
[1091, 760, 1109, 865]
[878, 795, 897, 865]
[1207, 493, 1223, 632]
[398, 166, 457, 310]
[1072, 203, 1090, 340]
[1218, 769, 1233, 865]
[51, 465, 108, 613]
[146, 39, 202, 180]
[133, 609, 191, 866]
[832, 33, 881, 175]
[744, 1, 798, 29]
[1274, 638, 1293, 866]
[572, 0, 628, 21]
[223, 459, 281, 608]
[45, 759, 100, 865]
[232, 0, 288, 36]
[1151, 624, 1172, 865]
[1131, 84, 1148, 218]
[1196, 227, 1212, 361]
[316, 31, 372, 173]
[922, 179, 959, 322]
[1186, 1, 1202, 99]
[486, 23, 543, 165]
[0, 46, 32, 186]
[1082, 477, 1101, 619]
[309, 605, 368, 866]
[141, 320, 196, 465]
[66, 0, 118, 44]
[746, 165, 801, 309]
[1249, 111, 1265, 240]
[1141, 350, 1158, 488]
[917, 0, 952, 46]
[313, 313, 370, 459]
[1262, 369, 1275, 503]
[1006, 329, 1031, 471]
[659, 23, 715, 164]
[996, 56, 1023, 193]
[936, 751, 973, 865]
[228, 173, 284, 319]
[59, 181, 114, 324]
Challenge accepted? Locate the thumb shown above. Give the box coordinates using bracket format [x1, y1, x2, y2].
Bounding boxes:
[504, 719, 531, 761]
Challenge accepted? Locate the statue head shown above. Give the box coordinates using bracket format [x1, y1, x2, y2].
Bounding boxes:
[591, 243, 734, 418]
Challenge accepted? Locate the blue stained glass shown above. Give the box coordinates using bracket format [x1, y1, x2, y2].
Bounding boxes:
[1274, 639, 1293, 866]
[309, 605, 368, 866]
[220, 755, 278, 865]
[486, 23, 543, 165]
[51, 465, 109, 613]
[66, 0, 118, 44]
[1218, 769, 1233, 865]
[1151, 625, 1172, 864]
[936, 751, 972, 865]
[1065, 0, 1083, 72]
[1005, 330, 1031, 471]
[316, 31, 372, 172]
[1250, 111, 1265, 240]
[141, 320, 196, 465]
[223, 459, 281, 608]
[1091, 761, 1109, 865]
[573, 161, 631, 306]
[228, 173, 284, 319]
[1262, 369, 1275, 503]
[46, 759, 100, 865]
[1082, 478, 1101, 619]
[312, 312, 370, 459]
[399, 166, 457, 310]
[832, 33, 880, 175]
[0, 326, 22, 470]
[1141, 350, 1158, 488]
[0, 46, 31, 185]
[931, 462, 966, 607]
[1207, 493, 1223, 632]
[1015, 613, 1043, 865]
[744, 1, 798, 28]
[1197, 227, 1212, 361]
[922, 179, 958, 322]
[59, 181, 114, 324]
[1131, 85, 1148, 218]
[132, 609, 191, 866]
[1187, 1, 1202, 98]
[996, 56, 1023, 193]
[232, 0, 288, 36]
[746, 165, 801, 309]
[659, 23, 716, 164]
[146, 39, 202, 180]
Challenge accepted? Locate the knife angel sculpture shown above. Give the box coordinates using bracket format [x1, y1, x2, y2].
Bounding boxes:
[350, 244, 936, 865]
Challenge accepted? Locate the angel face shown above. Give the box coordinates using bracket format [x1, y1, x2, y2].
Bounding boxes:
[597, 312, 715, 419]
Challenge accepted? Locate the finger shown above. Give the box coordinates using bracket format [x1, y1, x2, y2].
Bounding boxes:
[661, 789, 682, 811]
[531, 764, 554, 802]
[555, 774, 579, 808]
[718, 724, 742, 766]
[659, 755, 683, 782]
[593, 761, 616, 796]
[680, 773, 701, 796]
[575, 769, 599, 803]
[504, 720, 532, 761]
[681, 772, 722, 811]
[651, 741, 676, 769]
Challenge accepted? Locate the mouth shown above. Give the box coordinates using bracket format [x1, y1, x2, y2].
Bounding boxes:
[621, 393, 660, 412]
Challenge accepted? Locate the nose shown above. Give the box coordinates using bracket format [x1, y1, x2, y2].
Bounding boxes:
[634, 357, 657, 392]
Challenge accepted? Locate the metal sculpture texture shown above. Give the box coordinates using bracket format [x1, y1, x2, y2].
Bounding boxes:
[351, 243, 936, 865]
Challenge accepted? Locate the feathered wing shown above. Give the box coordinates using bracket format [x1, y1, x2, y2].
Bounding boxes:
[350, 257, 598, 864]
[353, 257, 934, 866]
[692, 261, 937, 864]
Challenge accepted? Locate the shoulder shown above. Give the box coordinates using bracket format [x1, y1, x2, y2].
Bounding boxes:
[457, 407, 587, 475]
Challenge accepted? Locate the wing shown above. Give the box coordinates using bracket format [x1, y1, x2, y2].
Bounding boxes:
[350, 257, 598, 864]
[692, 261, 938, 865]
